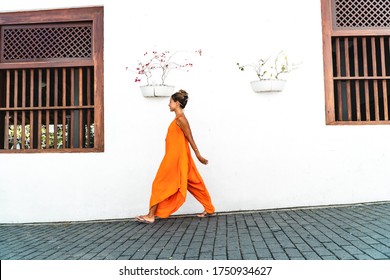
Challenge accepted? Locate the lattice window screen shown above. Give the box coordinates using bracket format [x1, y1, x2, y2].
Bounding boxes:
[334, 0, 390, 28]
[1, 23, 92, 62]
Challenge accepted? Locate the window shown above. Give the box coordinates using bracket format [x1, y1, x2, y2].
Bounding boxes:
[321, 0, 390, 125]
[0, 7, 104, 152]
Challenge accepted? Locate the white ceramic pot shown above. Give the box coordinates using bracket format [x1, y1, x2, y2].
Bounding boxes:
[250, 80, 286, 93]
[140, 85, 175, 97]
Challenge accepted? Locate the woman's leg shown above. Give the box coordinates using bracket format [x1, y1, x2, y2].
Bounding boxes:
[187, 157, 215, 214]
[188, 184, 215, 215]
[187, 167, 215, 215]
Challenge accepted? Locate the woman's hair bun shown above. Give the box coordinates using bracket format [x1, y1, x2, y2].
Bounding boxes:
[172, 89, 189, 109]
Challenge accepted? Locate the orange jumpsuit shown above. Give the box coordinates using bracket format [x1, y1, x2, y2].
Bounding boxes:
[149, 115, 215, 218]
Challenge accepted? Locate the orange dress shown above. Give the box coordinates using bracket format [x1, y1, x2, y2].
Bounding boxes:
[149, 115, 215, 218]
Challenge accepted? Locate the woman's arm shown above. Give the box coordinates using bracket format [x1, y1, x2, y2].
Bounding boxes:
[176, 116, 208, 165]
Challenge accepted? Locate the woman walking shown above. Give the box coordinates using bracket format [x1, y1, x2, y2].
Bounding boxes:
[136, 90, 215, 224]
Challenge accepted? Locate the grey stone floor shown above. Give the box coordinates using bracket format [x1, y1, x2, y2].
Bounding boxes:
[1, 202, 390, 260]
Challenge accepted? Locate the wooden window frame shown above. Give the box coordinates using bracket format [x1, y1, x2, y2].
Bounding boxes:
[321, 0, 390, 125]
[0, 6, 104, 152]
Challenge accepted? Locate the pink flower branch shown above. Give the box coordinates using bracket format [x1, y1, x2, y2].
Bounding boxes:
[128, 49, 202, 86]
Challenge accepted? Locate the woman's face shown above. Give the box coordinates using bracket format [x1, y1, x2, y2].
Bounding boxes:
[169, 98, 179, 112]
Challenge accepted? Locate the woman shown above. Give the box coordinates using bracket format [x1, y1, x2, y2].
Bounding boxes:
[136, 90, 215, 224]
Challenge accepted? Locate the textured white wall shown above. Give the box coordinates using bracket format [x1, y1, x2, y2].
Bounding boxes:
[1, 0, 389, 223]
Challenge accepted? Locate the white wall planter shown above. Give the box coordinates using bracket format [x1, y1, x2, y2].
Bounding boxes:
[250, 80, 286, 93]
[140, 85, 175, 97]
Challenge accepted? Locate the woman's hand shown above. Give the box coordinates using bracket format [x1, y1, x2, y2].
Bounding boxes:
[196, 152, 208, 165]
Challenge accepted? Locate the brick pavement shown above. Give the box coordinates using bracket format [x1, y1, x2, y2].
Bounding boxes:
[1, 202, 390, 260]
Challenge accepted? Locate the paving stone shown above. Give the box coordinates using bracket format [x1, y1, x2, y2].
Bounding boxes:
[200, 244, 214, 253]
[295, 243, 313, 252]
[301, 251, 322, 260]
[242, 253, 258, 260]
[349, 240, 373, 250]
[363, 248, 389, 259]
[254, 247, 272, 258]
[227, 250, 242, 260]
[285, 248, 304, 258]
[323, 242, 342, 250]
[360, 236, 381, 245]
[271, 252, 289, 260]
[199, 252, 213, 259]
[321, 255, 338, 260]
[353, 254, 374, 260]
[304, 236, 323, 247]
[312, 246, 333, 257]
[252, 240, 268, 249]
[173, 245, 188, 254]
[342, 245, 364, 255]
[77, 252, 98, 260]
[185, 248, 200, 258]
[171, 253, 185, 260]
[266, 243, 285, 253]
[331, 249, 355, 260]
[370, 243, 390, 255]
[240, 245, 256, 255]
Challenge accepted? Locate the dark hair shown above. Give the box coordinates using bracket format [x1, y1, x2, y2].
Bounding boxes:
[171, 89, 189, 109]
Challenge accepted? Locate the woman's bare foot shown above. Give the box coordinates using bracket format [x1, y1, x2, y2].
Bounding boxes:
[136, 215, 155, 224]
[196, 211, 216, 218]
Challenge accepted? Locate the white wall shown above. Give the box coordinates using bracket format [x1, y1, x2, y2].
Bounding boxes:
[1, 0, 389, 223]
